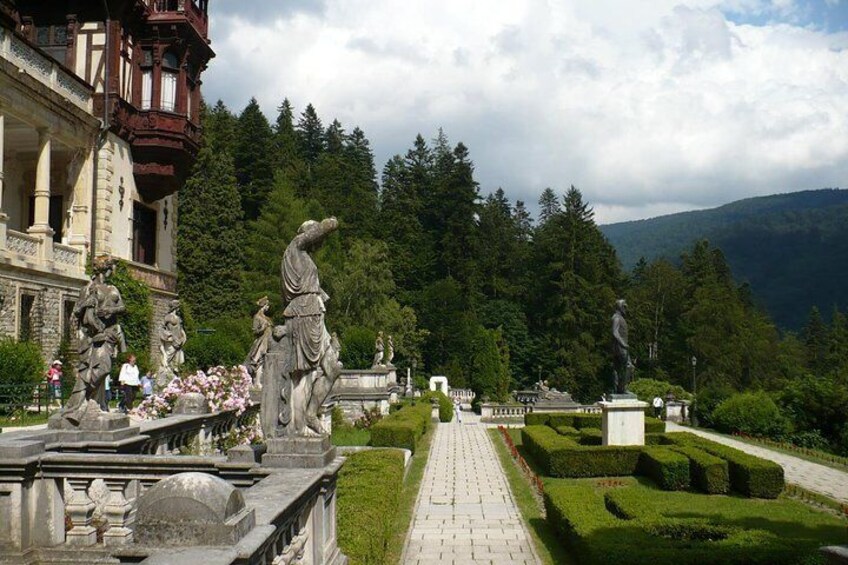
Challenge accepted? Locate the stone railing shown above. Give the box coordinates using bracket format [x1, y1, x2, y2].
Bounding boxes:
[6, 229, 40, 258]
[126, 260, 178, 294]
[137, 405, 259, 455]
[53, 242, 84, 269]
[0, 26, 93, 113]
[480, 403, 528, 421]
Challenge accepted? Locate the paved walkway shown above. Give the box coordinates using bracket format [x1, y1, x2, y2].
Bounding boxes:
[667, 422, 848, 504]
[403, 413, 539, 565]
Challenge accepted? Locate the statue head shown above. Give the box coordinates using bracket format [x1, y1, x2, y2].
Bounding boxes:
[297, 220, 319, 235]
[257, 296, 269, 311]
[615, 299, 628, 315]
[92, 255, 117, 277]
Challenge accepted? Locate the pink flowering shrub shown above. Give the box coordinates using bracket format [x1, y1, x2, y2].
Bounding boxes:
[134, 366, 262, 449]
[135, 365, 253, 419]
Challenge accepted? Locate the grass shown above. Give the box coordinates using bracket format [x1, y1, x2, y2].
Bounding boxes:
[488, 428, 575, 565]
[0, 410, 51, 429]
[385, 422, 436, 564]
[331, 426, 372, 446]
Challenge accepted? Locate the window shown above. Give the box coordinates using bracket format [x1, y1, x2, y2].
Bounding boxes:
[140, 50, 153, 110]
[132, 202, 157, 266]
[19, 294, 35, 342]
[35, 25, 68, 65]
[160, 52, 179, 112]
[62, 299, 76, 342]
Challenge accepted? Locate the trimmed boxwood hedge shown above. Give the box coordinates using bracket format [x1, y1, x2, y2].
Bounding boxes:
[554, 425, 580, 437]
[525, 412, 550, 426]
[423, 391, 453, 422]
[671, 445, 730, 494]
[578, 428, 602, 446]
[665, 433, 784, 498]
[336, 449, 405, 564]
[545, 483, 814, 565]
[527, 412, 665, 434]
[370, 401, 432, 452]
[644, 417, 665, 434]
[522, 426, 642, 478]
[637, 447, 691, 491]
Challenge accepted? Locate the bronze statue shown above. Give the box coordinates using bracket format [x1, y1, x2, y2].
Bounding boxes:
[60, 256, 127, 425]
[261, 218, 343, 437]
[612, 299, 634, 394]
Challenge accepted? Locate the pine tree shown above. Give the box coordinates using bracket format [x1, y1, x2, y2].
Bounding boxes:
[233, 97, 275, 220]
[273, 98, 300, 173]
[297, 103, 324, 166]
[203, 100, 237, 155]
[177, 145, 244, 322]
[538, 187, 560, 225]
[804, 306, 828, 377]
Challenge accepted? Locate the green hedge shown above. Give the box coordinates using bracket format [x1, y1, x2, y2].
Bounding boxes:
[638, 447, 691, 491]
[336, 449, 404, 564]
[644, 417, 665, 434]
[554, 425, 579, 437]
[522, 426, 642, 478]
[671, 445, 730, 494]
[370, 401, 432, 452]
[546, 483, 815, 565]
[665, 433, 783, 498]
[578, 428, 602, 445]
[424, 391, 454, 423]
[525, 412, 550, 426]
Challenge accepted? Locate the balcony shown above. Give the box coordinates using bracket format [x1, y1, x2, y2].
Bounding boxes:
[143, 0, 209, 40]
[108, 98, 200, 200]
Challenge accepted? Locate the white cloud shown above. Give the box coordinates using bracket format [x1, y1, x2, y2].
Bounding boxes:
[205, 0, 848, 224]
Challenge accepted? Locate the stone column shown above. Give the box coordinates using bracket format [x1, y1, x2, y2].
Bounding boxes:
[68, 146, 93, 265]
[28, 128, 53, 261]
[0, 110, 7, 249]
[102, 479, 134, 545]
[65, 478, 97, 546]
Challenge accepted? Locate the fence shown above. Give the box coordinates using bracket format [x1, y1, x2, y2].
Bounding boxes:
[0, 382, 54, 417]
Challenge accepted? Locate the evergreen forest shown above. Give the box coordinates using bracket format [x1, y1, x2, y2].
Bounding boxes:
[177, 97, 848, 456]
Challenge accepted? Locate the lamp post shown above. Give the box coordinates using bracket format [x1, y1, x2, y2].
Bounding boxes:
[690, 355, 698, 426]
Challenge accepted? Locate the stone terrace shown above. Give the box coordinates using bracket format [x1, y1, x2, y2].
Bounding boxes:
[403, 413, 539, 565]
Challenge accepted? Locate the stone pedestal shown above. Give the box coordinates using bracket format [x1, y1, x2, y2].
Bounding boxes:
[47, 400, 138, 442]
[262, 435, 337, 469]
[600, 400, 648, 446]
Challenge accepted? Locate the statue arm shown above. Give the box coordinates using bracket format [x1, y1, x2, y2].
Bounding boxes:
[295, 217, 338, 249]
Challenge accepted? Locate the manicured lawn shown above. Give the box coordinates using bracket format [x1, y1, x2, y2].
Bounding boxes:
[488, 428, 575, 565]
[0, 410, 51, 429]
[331, 426, 371, 446]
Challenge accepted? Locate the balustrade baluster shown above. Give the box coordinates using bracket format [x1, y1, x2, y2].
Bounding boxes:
[103, 479, 134, 545]
[65, 478, 97, 546]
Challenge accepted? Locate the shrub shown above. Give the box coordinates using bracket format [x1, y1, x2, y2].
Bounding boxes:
[370, 400, 431, 452]
[525, 412, 550, 426]
[665, 433, 784, 498]
[644, 417, 665, 434]
[339, 326, 376, 370]
[555, 425, 580, 437]
[638, 447, 691, 491]
[694, 383, 734, 429]
[522, 426, 642, 478]
[423, 391, 453, 422]
[712, 391, 790, 439]
[336, 449, 404, 564]
[135, 365, 254, 420]
[630, 378, 693, 403]
[578, 428, 602, 446]
[670, 445, 729, 494]
[0, 338, 44, 386]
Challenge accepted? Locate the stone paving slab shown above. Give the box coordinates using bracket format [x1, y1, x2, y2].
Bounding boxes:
[667, 422, 848, 503]
[402, 413, 540, 564]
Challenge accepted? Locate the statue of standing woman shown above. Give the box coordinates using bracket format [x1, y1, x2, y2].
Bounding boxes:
[156, 299, 186, 389]
[246, 296, 273, 387]
[261, 218, 343, 438]
[55, 256, 126, 426]
[372, 331, 384, 368]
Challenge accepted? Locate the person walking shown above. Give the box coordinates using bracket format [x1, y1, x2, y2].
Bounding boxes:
[118, 354, 140, 413]
[454, 397, 463, 424]
[652, 396, 664, 419]
[46, 361, 63, 408]
[141, 372, 154, 399]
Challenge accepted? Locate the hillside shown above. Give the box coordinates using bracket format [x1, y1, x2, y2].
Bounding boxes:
[600, 189, 848, 329]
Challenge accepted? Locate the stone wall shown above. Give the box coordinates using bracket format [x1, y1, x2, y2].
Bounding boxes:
[0, 267, 85, 361]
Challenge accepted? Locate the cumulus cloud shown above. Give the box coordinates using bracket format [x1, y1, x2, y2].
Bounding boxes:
[204, 0, 848, 223]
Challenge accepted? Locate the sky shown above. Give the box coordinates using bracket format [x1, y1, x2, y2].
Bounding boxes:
[202, 0, 848, 224]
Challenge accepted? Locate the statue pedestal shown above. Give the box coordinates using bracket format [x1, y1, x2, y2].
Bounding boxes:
[262, 435, 337, 469]
[600, 400, 648, 446]
[47, 400, 139, 441]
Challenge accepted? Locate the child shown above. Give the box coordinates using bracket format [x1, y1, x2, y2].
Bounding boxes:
[141, 373, 154, 398]
[46, 361, 63, 407]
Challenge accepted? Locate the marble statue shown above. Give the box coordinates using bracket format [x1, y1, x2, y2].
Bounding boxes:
[612, 298, 634, 394]
[372, 331, 384, 367]
[246, 296, 273, 388]
[261, 218, 343, 438]
[156, 299, 186, 389]
[386, 334, 395, 366]
[60, 256, 127, 425]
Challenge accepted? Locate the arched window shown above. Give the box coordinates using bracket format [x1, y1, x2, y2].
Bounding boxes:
[160, 51, 179, 112]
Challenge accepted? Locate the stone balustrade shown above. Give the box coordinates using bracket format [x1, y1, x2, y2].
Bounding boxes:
[480, 403, 528, 421]
[53, 242, 84, 269]
[0, 27, 93, 113]
[5, 229, 40, 258]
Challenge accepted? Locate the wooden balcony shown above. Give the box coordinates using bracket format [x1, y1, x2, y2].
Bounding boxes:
[142, 0, 209, 41]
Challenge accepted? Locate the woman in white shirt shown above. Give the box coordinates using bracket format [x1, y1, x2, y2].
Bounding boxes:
[118, 354, 140, 412]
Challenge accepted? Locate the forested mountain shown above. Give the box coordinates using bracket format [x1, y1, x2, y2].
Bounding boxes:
[600, 189, 848, 329]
